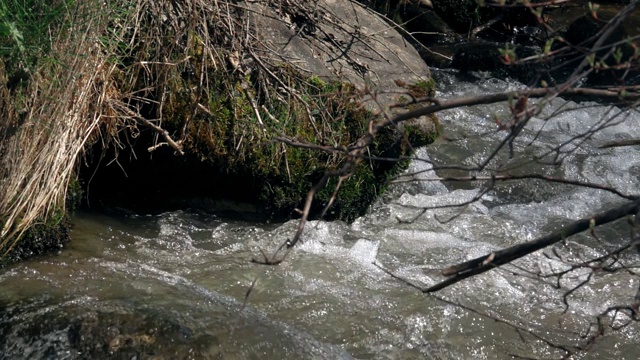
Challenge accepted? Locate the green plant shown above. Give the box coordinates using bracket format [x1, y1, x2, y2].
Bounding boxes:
[0, 0, 76, 74]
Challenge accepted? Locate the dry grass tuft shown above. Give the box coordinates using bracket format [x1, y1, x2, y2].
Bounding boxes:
[0, 0, 278, 254]
[0, 3, 113, 255]
[0, 1, 124, 254]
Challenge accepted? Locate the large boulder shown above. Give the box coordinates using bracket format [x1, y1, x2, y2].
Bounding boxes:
[83, 0, 440, 222]
[245, 0, 433, 103]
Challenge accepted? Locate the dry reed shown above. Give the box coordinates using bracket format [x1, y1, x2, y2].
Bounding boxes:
[0, 0, 249, 255]
[0, 2, 120, 254]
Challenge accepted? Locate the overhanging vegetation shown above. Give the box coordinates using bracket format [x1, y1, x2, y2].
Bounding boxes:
[0, 0, 440, 258]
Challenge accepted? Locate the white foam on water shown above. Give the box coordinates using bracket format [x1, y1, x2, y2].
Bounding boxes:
[348, 239, 380, 265]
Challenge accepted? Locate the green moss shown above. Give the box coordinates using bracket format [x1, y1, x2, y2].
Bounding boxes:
[403, 114, 441, 146]
[307, 75, 327, 89]
[407, 79, 437, 98]
[393, 79, 442, 148]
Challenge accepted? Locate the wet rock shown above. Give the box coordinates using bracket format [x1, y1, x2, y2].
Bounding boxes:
[562, 8, 640, 86]
[361, 0, 459, 46]
[0, 220, 69, 267]
[400, 5, 460, 46]
[0, 295, 352, 359]
[1, 176, 82, 265]
[0, 303, 216, 359]
[430, 0, 499, 34]
[452, 41, 544, 84]
[418, 45, 456, 69]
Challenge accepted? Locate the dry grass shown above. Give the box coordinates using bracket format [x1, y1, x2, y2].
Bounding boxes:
[0, 2, 123, 254]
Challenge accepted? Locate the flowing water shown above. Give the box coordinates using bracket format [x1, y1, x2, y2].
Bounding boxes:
[2, 72, 640, 359]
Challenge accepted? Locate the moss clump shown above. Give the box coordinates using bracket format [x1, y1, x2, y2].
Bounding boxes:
[392, 79, 441, 148]
[0, 218, 69, 266]
[0, 210, 67, 267]
[407, 79, 437, 98]
[0, 175, 82, 266]
[403, 115, 441, 146]
[161, 63, 382, 220]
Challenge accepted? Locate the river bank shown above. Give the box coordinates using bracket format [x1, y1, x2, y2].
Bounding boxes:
[1, 0, 441, 262]
[3, 0, 637, 263]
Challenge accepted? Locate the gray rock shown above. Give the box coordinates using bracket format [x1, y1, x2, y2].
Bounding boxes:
[245, 0, 432, 107]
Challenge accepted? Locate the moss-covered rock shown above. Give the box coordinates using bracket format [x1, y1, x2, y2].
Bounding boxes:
[80, 0, 441, 222]
[0, 219, 69, 266]
[0, 176, 82, 266]
[85, 68, 440, 221]
[451, 41, 545, 83]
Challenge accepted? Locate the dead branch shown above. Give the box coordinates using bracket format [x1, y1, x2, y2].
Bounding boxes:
[599, 138, 640, 149]
[388, 87, 639, 128]
[392, 173, 639, 201]
[111, 101, 185, 155]
[422, 199, 640, 292]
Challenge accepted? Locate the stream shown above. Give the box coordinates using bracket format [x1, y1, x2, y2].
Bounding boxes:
[1, 71, 639, 359]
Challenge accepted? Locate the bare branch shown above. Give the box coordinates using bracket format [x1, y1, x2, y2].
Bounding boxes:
[425, 199, 640, 292]
[392, 173, 639, 201]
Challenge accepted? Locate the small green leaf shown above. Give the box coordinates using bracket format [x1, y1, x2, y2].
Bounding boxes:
[544, 39, 553, 56]
[588, 2, 600, 19]
[7, 21, 25, 54]
[613, 47, 623, 64]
